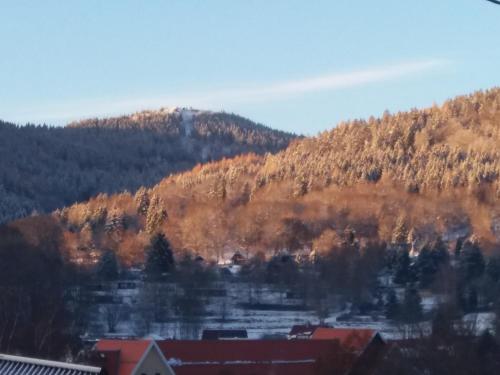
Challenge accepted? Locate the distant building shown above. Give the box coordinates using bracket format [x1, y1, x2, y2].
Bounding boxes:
[310, 328, 385, 375]
[95, 333, 386, 375]
[230, 251, 245, 265]
[0, 353, 101, 375]
[201, 329, 248, 340]
[288, 324, 324, 339]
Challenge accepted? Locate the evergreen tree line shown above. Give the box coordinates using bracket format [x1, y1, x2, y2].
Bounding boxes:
[0, 110, 295, 223]
[34, 88, 500, 265]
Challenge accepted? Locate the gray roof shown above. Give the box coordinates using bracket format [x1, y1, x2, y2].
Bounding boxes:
[0, 354, 101, 375]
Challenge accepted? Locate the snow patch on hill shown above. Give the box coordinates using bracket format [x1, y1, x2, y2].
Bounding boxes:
[180, 109, 195, 137]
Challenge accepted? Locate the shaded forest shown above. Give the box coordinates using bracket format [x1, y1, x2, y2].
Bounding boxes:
[0, 108, 295, 223]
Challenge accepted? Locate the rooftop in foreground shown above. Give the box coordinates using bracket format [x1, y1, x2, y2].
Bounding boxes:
[0, 353, 101, 375]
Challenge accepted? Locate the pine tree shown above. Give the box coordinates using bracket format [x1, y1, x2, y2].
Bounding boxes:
[416, 245, 436, 288]
[144, 233, 175, 279]
[431, 305, 454, 339]
[81, 222, 94, 247]
[97, 250, 119, 280]
[458, 239, 485, 282]
[454, 238, 464, 259]
[401, 286, 423, 323]
[241, 182, 251, 204]
[431, 238, 450, 265]
[486, 256, 500, 283]
[134, 187, 150, 216]
[293, 175, 308, 197]
[145, 194, 168, 234]
[394, 249, 413, 285]
[105, 210, 125, 234]
[89, 206, 107, 228]
[209, 178, 227, 200]
[407, 227, 416, 249]
[385, 289, 400, 320]
[343, 226, 356, 246]
[416, 239, 450, 288]
[392, 216, 408, 244]
[466, 286, 478, 312]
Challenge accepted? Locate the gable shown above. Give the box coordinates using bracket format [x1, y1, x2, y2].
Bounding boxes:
[132, 344, 175, 375]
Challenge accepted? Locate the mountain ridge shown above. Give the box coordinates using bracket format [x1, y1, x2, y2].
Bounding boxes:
[8, 87, 499, 267]
[0, 110, 295, 223]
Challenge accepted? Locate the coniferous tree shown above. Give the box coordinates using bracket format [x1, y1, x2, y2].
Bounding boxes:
[458, 239, 485, 282]
[416, 240, 449, 288]
[144, 232, 174, 279]
[431, 304, 456, 339]
[401, 286, 423, 323]
[486, 256, 500, 283]
[416, 245, 436, 288]
[134, 187, 150, 216]
[104, 211, 125, 234]
[466, 286, 478, 312]
[407, 227, 416, 249]
[145, 194, 168, 234]
[392, 216, 408, 245]
[385, 289, 400, 320]
[394, 249, 413, 285]
[97, 250, 119, 280]
[432, 238, 450, 267]
[454, 238, 464, 259]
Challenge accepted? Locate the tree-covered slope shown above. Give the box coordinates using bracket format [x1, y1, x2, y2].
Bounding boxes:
[0, 108, 295, 223]
[27, 88, 500, 266]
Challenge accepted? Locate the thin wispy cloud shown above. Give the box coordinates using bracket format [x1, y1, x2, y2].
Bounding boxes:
[7, 59, 449, 124]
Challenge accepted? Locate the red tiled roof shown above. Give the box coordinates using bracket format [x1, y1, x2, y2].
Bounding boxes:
[98, 349, 120, 375]
[96, 340, 150, 375]
[158, 339, 333, 363]
[96, 336, 374, 375]
[311, 328, 376, 352]
[159, 340, 348, 375]
[167, 362, 317, 375]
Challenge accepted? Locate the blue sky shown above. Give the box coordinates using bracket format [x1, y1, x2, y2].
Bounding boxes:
[1, 0, 499, 135]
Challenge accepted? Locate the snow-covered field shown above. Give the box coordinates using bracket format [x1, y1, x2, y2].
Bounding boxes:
[82, 277, 496, 343]
[84, 281, 402, 341]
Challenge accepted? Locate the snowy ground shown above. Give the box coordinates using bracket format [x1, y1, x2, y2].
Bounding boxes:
[85, 281, 404, 341]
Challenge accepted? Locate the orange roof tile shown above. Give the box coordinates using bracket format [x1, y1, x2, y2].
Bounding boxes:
[96, 340, 151, 375]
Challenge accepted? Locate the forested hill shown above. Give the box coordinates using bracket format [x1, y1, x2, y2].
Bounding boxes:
[14, 88, 499, 267]
[0, 109, 295, 223]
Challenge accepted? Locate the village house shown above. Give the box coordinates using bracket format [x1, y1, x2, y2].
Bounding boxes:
[201, 329, 248, 340]
[95, 329, 385, 375]
[287, 324, 323, 339]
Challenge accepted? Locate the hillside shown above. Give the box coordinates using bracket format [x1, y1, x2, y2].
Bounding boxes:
[9, 88, 500, 266]
[0, 108, 295, 223]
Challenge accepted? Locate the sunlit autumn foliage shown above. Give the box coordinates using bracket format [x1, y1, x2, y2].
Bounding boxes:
[13, 88, 500, 264]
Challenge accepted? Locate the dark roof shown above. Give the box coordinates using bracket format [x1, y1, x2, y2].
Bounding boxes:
[201, 329, 248, 340]
[0, 354, 101, 375]
[288, 324, 323, 337]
